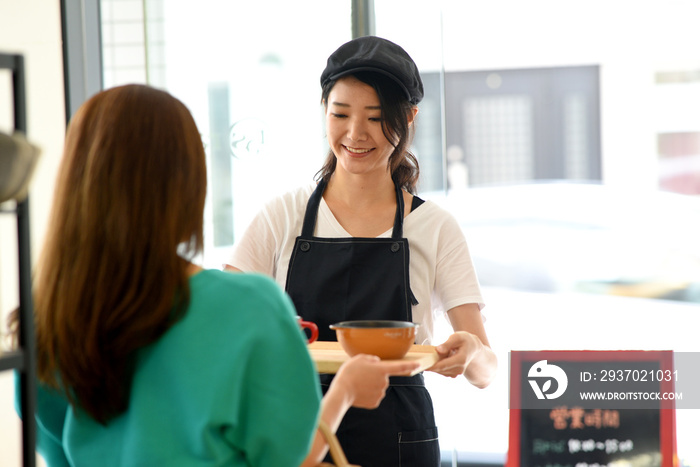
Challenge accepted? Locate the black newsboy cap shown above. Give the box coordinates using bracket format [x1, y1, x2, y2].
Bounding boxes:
[320, 36, 424, 105]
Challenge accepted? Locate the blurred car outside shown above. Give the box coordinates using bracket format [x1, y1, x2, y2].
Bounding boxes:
[421, 181, 700, 303]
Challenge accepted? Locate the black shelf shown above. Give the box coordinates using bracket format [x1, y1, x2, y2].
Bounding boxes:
[1, 51, 37, 467]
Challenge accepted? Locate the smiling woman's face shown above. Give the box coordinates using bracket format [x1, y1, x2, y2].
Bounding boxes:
[325, 76, 396, 179]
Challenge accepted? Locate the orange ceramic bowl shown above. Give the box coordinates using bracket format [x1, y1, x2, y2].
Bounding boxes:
[329, 320, 419, 360]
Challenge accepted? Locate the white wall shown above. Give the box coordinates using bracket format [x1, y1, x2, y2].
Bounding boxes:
[1, 0, 66, 464]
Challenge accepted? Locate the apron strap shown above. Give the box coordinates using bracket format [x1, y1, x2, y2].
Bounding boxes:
[300, 179, 327, 237]
[301, 178, 405, 239]
[391, 179, 404, 239]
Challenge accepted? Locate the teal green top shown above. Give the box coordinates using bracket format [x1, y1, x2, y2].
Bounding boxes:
[16, 269, 321, 466]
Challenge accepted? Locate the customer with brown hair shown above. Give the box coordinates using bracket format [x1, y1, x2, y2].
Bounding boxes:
[12, 84, 418, 467]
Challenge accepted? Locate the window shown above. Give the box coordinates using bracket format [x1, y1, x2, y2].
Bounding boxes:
[98, 1, 700, 465]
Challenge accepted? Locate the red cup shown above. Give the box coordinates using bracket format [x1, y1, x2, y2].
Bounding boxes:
[296, 316, 319, 343]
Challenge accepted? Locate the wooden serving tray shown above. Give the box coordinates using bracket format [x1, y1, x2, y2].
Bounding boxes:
[307, 341, 439, 376]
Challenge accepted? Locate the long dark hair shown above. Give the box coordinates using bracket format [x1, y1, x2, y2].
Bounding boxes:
[316, 71, 420, 194]
[20, 84, 207, 424]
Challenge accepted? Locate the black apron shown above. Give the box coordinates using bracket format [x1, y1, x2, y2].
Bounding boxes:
[285, 179, 440, 467]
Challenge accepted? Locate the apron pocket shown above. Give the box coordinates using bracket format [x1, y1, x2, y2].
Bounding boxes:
[398, 426, 440, 467]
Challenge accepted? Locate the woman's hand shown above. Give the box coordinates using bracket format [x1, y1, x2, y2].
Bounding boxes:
[428, 304, 498, 388]
[333, 354, 421, 409]
[299, 354, 421, 466]
[430, 331, 482, 378]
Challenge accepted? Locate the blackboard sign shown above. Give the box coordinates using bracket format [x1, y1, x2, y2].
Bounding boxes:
[506, 350, 677, 467]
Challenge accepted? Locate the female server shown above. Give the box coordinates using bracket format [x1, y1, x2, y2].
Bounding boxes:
[227, 36, 497, 466]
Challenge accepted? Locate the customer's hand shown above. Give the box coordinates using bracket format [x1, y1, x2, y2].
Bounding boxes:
[332, 354, 420, 409]
[304, 356, 420, 467]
